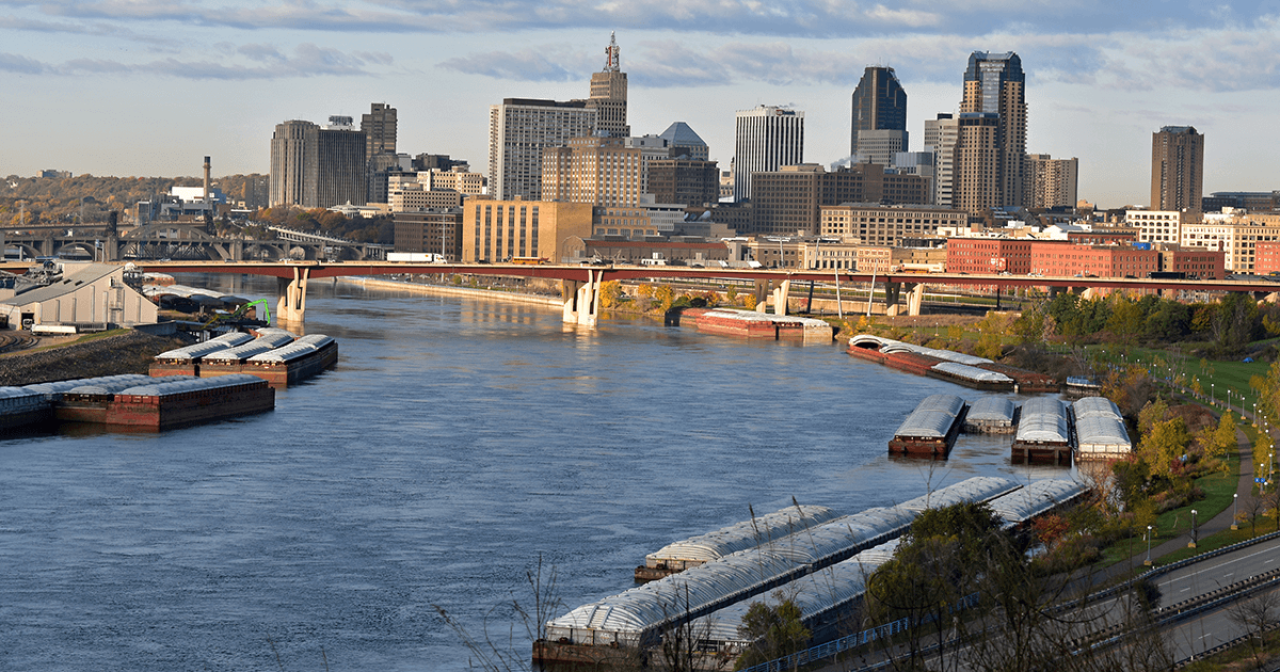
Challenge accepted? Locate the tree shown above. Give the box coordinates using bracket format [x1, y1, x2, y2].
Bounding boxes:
[1227, 589, 1280, 671]
[653, 285, 676, 312]
[733, 593, 811, 670]
[599, 280, 623, 309]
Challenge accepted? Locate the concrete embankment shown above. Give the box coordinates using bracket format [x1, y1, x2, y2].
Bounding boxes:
[0, 331, 186, 387]
[335, 277, 562, 308]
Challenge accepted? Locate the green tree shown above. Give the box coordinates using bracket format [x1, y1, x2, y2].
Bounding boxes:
[733, 594, 811, 670]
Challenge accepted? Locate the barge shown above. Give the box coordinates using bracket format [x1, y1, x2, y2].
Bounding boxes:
[888, 394, 968, 457]
[197, 331, 296, 378]
[848, 334, 1055, 392]
[669, 308, 833, 343]
[243, 334, 339, 387]
[0, 386, 54, 431]
[964, 396, 1018, 434]
[1072, 396, 1132, 461]
[104, 374, 274, 431]
[150, 332, 254, 377]
[1011, 397, 1073, 465]
[635, 504, 840, 582]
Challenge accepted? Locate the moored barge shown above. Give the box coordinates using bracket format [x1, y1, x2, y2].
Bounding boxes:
[104, 374, 274, 431]
[1072, 396, 1132, 461]
[243, 334, 339, 387]
[150, 332, 254, 377]
[889, 394, 968, 457]
[0, 386, 54, 431]
[635, 504, 840, 582]
[1011, 397, 1072, 465]
[964, 396, 1018, 434]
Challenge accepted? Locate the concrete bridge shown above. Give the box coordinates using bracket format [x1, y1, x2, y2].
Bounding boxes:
[3, 258, 1274, 326]
[57, 261, 1280, 326]
[1, 223, 386, 263]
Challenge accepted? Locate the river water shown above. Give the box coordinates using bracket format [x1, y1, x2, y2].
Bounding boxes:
[0, 275, 1065, 670]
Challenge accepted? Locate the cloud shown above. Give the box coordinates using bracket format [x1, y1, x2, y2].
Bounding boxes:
[0, 52, 48, 74]
[0, 43, 393, 80]
[9, 0, 1274, 38]
[440, 47, 592, 82]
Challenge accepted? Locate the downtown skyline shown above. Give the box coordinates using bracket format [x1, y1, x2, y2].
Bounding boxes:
[2, 1, 1278, 209]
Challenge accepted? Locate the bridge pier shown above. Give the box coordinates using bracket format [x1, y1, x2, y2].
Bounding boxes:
[276, 267, 310, 324]
[906, 283, 925, 317]
[772, 279, 791, 315]
[561, 270, 602, 327]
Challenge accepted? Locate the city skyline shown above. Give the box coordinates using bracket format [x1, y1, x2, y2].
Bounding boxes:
[2, 2, 1278, 209]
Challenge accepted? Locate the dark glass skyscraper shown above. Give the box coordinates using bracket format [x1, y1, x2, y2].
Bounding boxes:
[850, 66, 907, 159]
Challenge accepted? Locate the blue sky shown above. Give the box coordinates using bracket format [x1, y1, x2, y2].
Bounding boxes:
[2, 0, 1278, 207]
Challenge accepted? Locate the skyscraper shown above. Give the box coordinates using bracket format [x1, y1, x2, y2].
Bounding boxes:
[1025, 154, 1079, 209]
[586, 33, 629, 137]
[733, 106, 804, 202]
[362, 103, 397, 158]
[958, 51, 1027, 209]
[269, 117, 367, 208]
[487, 99, 596, 201]
[850, 66, 907, 159]
[1151, 126, 1204, 216]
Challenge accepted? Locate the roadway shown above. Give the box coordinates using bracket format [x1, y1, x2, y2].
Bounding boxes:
[5, 259, 1278, 295]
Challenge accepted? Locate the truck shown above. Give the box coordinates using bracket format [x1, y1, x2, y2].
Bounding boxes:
[387, 252, 445, 263]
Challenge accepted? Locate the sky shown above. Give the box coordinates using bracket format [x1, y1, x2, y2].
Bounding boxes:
[2, 0, 1279, 209]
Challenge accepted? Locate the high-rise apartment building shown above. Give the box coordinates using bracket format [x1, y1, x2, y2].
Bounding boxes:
[958, 51, 1027, 209]
[1151, 126, 1204, 216]
[542, 136, 645, 207]
[269, 117, 367, 208]
[952, 113, 1001, 215]
[850, 66, 908, 159]
[734, 106, 804, 202]
[1025, 154, 1079, 209]
[586, 33, 629, 138]
[488, 99, 596, 201]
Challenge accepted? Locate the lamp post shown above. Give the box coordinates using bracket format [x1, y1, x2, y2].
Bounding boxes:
[1232, 493, 1239, 531]
[1145, 525, 1153, 566]
[1211, 383, 1215, 406]
[1189, 509, 1199, 549]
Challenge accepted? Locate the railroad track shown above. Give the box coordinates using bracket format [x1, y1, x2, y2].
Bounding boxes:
[0, 332, 38, 355]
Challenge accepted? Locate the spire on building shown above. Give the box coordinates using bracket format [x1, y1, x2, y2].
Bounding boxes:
[605, 32, 620, 72]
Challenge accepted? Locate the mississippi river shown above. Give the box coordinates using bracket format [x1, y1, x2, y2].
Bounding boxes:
[0, 274, 1063, 670]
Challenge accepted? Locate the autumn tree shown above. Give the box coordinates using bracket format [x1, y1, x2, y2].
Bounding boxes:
[733, 593, 811, 670]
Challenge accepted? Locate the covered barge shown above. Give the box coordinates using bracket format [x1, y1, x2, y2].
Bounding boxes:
[848, 335, 1056, 391]
[242, 334, 339, 387]
[105, 374, 274, 431]
[635, 504, 839, 582]
[1011, 397, 1073, 465]
[536, 477, 1018, 666]
[1072, 396, 1132, 461]
[150, 332, 254, 377]
[0, 386, 53, 431]
[964, 396, 1018, 434]
[888, 393, 968, 457]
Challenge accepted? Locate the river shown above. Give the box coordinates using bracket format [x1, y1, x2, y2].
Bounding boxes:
[0, 274, 1066, 670]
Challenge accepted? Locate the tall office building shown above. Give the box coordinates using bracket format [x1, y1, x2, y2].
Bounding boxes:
[958, 51, 1027, 209]
[487, 99, 596, 201]
[1151, 126, 1204, 216]
[850, 66, 907, 159]
[733, 105, 804, 202]
[269, 117, 367, 208]
[659, 122, 709, 161]
[925, 114, 959, 208]
[362, 103, 397, 157]
[586, 33, 629, 138]
[1025, 154, 1079, 209]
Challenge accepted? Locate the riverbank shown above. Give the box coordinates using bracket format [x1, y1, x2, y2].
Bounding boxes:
[0, 330, 185, 386]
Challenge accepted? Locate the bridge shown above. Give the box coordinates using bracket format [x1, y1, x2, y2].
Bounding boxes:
[3, 258, 1273, 325]
[1, 223, 387, 262]
[11, 260, 1262, 326]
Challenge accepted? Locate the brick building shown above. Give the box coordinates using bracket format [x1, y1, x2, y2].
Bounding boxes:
[1029, 242, 1158, 278]
[945, 238, 1033, 274]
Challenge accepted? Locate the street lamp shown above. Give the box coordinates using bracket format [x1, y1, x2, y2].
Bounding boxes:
[1232, 493, 1239, 531]
[1212, 383, 1215, 406]
[1145, 525, 1153, 566]
[1190, 509, 1199, 549]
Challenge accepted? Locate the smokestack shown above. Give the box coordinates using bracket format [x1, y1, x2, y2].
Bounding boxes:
[203, 156, 211, 202]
